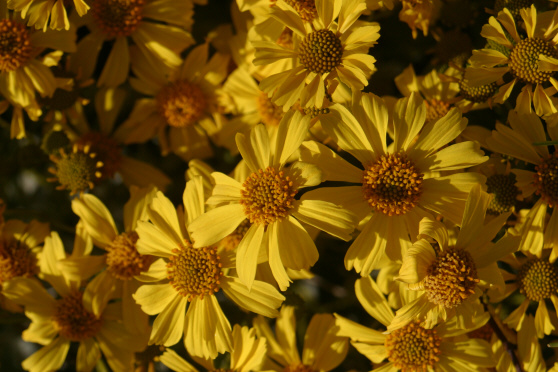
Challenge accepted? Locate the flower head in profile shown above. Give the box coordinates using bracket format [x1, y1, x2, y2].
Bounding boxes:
[254, 305, 349, 371]
[188, 110, 356, 290]
[253, 0, 380, 110]
[335, 276, 495, 372]
[133, 177, 285, 359]
[159, 324, 267, 372]
[2, 231, 145, 372]
[466, 5, 558, 117]
[390, 185, 519, 331]
[300, 92, 487, 276]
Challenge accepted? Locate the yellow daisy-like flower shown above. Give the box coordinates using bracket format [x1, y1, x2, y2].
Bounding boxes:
[465, 5, 558, 117]
[300, 92, 487, 276]
[160, 324, 267, 372]
[496, 248, 558, 339]
[253, 0, 380, 110]
[390, 184, 519, 331]
[0, 12, 76, 120]
[254, 305, 349, 371]
[73, 0, 194, 87]
[486, 110, 558, 260]
[399, 0, 441, 39]
[0, 215, 49, 312]
[335, 276, 495, 372]
[70, 187, 157, 336]
[133, 177, 285, 358]
[2, 231, 145, 372]
[115, 43, 229, 161]
[8, 0, 89, 30]
[188, 111, 356, 290]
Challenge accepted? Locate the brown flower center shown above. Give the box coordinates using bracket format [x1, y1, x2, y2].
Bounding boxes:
[0, 19, 32, 73]
[106, 232, 152, 280]
[257, 91, 284, 127]
[509, 37, 558, 84]
[91, 0, 145, 38]
[362, 153, 423, 216]
[534, 153, 558, 207]
[221, 220, 252, 251]
[48, 144, 103, 195]
[277, 28, 294, 49]
[424, 99, 451, 121]
[156, 80, 207, 128]
[134, 344, 166, 367]
[486, 173, 520, 215]
[459, 78, 498, 103]
[518, 258, 558, 301]
[76, 132, 122, 179]
[240, 167, 297, 226]
[299, 29, 343, 74]
[282, 364, 317, 372]
[0, 238, 37, 285]
[167, 243, 223, 301]
[270, 0, 317, 22]
[53, 291, 103, 342]
[423, 248, 479, 308]
[385, 321, 442, 372]
[467, 323, 494, 342]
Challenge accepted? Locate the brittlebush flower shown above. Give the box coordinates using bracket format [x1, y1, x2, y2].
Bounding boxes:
[188, 111, 356, 290]
[335, 276, 495, 371]
[390, 185, 519, 331]
[73, 0, 194, 87]
[254, 306, 349, 371]
[8, 0, 89, 30]
[253, 0, 380, 110]
[133, 177, 285, 359]
[300, 92, 487, 276]
[465, 5, 558, 117]
[3, 231, 145, 372]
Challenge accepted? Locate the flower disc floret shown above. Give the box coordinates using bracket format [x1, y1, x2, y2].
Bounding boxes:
[156, 80, 207, 128]
[222, 220, 252, 251]
[0, 238, 37, 285]
[534, 153, 558, 207]
[509, 38, 558, 84]
[423, 248, 479, 308]
[425, 99, 451, 121]
[458, 78, 498, 103]
[77, 132, 122, 179]
[518, 258, 558, 301]
[385, 321, 442, 372]
[299, 29, 343, 74]
[53, 291, 103, 342]
[106, 231, 152, 280]
[282, 0, 317, 22]
[486, 173, 520, 214]
[48, 144, 103, 195]
[240, 167, 297, 226]
[166, 243, 223, 301]
[91, 0, 145, 38]
[362, 153, 423, 216]
[0, 19, 32, 72]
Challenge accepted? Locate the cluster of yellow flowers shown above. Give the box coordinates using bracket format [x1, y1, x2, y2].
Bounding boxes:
[3, 0, 558, 371]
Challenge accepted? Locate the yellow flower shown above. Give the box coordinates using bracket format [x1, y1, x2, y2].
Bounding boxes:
[73, 0, 194, 87]
[486, 110, 558, 260]
[8, 0, 89, 30]
[335, 276, 495, 371]
[0, 13, 76, 133]
[300, 92, 487, 276]
[465, 5, 558, 117]
[116, 43, 229, 161]
[188, 111, 356, 290]
[253, 0, 380, 110]
[159, 324, 267, 372]
[133, 177, 285, 358]
[70, 187, 157, 336]
[2, 231, 145, 372]
[391, 184, 518, 331]
[497, 249, 558, 339]
[399, 0, 441, 39]
[255, 305, 349, 371]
